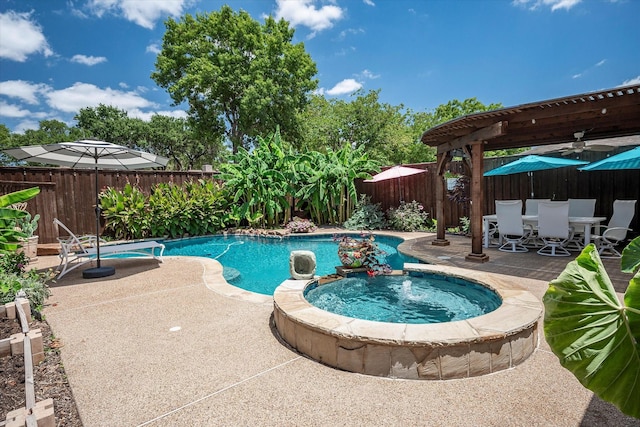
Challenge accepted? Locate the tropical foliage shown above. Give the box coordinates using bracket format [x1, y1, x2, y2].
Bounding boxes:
[0, 187, 40, 253]
[219, 127, 378, 228]
[543, 238, 640, 419]
[99, 180, 228, 240]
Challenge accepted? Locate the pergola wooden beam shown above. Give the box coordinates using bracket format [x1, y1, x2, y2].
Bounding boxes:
[436, 121, 507, 154]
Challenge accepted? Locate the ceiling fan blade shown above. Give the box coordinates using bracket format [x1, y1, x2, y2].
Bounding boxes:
[561, 149, 576, 156]
[586, 144, 615, 152]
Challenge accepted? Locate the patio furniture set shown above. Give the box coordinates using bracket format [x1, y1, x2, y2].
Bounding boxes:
[484, 198, 637, 258]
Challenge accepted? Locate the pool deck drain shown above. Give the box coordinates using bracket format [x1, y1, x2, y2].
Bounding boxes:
[273, 263, 542, 380]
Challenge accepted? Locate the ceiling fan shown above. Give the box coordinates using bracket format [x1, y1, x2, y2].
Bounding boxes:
[561, 131, 615, 156]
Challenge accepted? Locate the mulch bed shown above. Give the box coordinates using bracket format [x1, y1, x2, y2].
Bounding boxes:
[1, 316, 83, 426]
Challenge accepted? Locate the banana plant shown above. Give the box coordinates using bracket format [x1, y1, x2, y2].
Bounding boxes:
[543, 238, 640, 419]
[0, 187, 40, 253]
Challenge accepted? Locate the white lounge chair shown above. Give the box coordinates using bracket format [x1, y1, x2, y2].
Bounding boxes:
[54, 218, 165, 279]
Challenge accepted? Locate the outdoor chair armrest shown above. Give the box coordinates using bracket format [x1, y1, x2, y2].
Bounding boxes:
[600, 227, 632, 240]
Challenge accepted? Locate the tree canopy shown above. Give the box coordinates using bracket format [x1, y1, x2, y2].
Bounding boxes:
[151, 5, 318, 154]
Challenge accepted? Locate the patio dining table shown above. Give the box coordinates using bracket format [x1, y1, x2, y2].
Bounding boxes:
[482, 214, 607, 248]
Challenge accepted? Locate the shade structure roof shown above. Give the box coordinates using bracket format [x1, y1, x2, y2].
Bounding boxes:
[4, 140, 169, 170]
[364, 165, 427, 182]
[579, 146, 640, 171]
[483, 155, 588, 176]
[421, 85, 640, 153]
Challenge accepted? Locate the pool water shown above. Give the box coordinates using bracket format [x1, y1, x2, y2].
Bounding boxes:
[304, 273, 502, 324]
[163, 234, 419, 295]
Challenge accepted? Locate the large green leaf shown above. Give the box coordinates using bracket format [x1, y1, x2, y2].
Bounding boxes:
[621, 237, 640, 274]
[543, 243, 640, 419]
[0, 187, 40, 208]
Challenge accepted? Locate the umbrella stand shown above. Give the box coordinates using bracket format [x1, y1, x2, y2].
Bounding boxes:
[83, 160, 115, 279]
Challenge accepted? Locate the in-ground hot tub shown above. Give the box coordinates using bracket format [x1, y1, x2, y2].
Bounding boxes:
[273, 263, 543, 380]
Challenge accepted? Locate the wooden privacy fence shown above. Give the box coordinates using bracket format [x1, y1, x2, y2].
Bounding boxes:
[0, 167, 216, 243]
[1, 158, 639, 244]
[357, 155, 640, 236]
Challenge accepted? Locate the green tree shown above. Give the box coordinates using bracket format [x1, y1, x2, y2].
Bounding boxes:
[146, 115, 228, 170]
[151, 5, 318, 154]
[74, 104, 146, 147]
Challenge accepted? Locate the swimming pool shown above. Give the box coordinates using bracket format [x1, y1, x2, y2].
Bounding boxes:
[163, 234, 419, 295]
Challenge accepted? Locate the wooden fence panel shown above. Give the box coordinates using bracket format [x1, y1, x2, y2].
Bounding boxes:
[2, 157, 639, 244]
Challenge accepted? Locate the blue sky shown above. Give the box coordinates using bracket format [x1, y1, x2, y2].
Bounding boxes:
[1, 0, 638, 134]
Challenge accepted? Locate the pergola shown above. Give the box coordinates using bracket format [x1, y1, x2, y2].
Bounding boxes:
[420, 84, 640, 262]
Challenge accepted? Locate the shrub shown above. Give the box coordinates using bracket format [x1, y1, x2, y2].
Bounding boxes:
[100, 183, 149, 240]
[285, 217, 317, 233]
[149, 180, 227, 238]
[0, 251, 53, 313]
[344, 195, 388, 230]
[387, 200, 431, 232]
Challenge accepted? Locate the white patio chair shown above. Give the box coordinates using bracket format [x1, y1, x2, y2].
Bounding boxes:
[565, 198, 597, 251]
[54, 218, 165, 279]
[591, 200, 637, 258]
[495, 200, 532, 253]
[537, 201, 573, 257]
[523, 198, 551, 247]
[525, 199, 551, 215]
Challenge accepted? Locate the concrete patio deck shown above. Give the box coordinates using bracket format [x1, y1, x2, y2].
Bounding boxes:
[36, 232, 638, 426]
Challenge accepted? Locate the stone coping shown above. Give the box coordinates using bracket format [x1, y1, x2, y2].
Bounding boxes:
[273, 264, 543, 379]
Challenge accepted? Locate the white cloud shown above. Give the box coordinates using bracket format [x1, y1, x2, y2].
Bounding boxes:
[146, 43, 161, 54]
[0, 100, 32, 118]
[621, 76, 640, 86]
[359, 69, 380, 79]
[71, 54, 107, 66]
[595, 59, 606, 67]
[0, 11, 53, 61]
[87, 0, 188, 29]
[338, 28, 364, 40]
[0, 80, 49, 104]
[275, 0, 344, 34]
[14, 119, 41, 134]
[512, 0, 582, 11]
[45, 82, 156, 113]
[363, 0, 375, 6]
[326, 79, 362, 96]
[129, 108, 187, 121]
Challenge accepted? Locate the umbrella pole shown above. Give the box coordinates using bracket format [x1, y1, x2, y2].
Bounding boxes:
[94, 165, 101, 267]
[529, 172, 534, 198]
[83, 161, 115, 278]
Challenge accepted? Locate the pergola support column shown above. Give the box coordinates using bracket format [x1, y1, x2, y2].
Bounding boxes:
[432, 152, 450, 246]
[465, 141, 489, 262]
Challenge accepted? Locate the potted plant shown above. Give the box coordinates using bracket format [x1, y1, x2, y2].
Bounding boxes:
[333, 233, 391, 275]
[15, 212, 40, 261]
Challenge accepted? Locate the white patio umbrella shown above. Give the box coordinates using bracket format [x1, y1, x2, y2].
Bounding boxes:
[4, 140, 169, 278]
[364, 165, 427, 203]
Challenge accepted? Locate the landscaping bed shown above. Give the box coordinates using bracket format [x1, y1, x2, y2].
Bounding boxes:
[0, 317, 82, 426]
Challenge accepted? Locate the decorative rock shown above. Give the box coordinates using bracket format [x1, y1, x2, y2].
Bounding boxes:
[289, 250, 316, 280]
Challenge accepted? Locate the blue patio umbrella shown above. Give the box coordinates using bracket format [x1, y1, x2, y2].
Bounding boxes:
[578, 146, 640, 171]
[484, 155, 588, 197]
